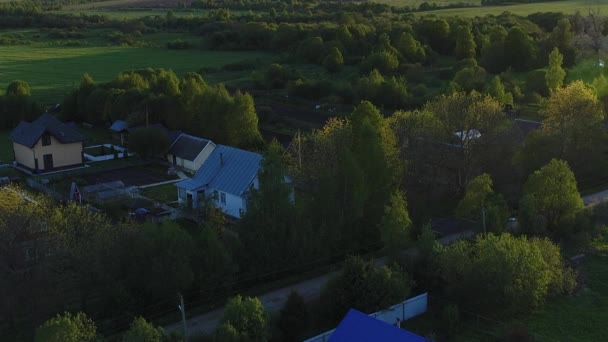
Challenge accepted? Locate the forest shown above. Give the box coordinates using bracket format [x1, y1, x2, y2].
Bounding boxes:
[2, 0, 608, 340]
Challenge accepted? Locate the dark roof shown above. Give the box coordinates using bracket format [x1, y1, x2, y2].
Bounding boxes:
[168, 134, 212, 161]
[110, 120, 129, 132]
[127, 124, 182, 145]
[329, 309, 425, 342]
[10, 113, 86, 148]
[177, 145, 262, 196]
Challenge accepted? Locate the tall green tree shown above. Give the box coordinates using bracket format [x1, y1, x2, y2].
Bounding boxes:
[487, 76, 514, 105]
[523, 159, 583, 233]
[454, 25, 476, 59]
[323, 46, 344, 73]
[546, 48, 566, 92]
[239, 141, 297, 271]
[380, 191, 412, 260]
[35, 312, 97, 342]
[122, 317, 164, 342]
[6, 80, 31, 96]
[219, 295, 270, 342]
[504, 27, 536, 71]
[321, 256, 413, 323]
[456, 173, 509, 233]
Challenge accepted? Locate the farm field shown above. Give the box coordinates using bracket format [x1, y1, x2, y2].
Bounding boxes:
[414, 0, 608, 17]
[0, 41, 273, 105]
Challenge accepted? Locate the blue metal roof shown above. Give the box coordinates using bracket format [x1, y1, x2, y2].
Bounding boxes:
[176, 145, 262, 196]
[110, 120, 129, 132]
[329, 309, 425, 342]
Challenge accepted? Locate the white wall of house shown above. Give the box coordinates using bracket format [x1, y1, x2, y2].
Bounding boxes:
[177, 180, 257, 218]
[168, 142, 216, 173]
[13, 136, 83, 171]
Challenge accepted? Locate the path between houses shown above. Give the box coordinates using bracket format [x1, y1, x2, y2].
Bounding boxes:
[164, 230, 473, 337]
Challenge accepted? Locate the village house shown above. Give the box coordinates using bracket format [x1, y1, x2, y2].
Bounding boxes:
[167, 133, 216, 173]
[176, 144, 263, 218]
[10, 113, 86, 173]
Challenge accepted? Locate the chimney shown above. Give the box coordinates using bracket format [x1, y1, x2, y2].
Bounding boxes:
[220, 152, 224, 166]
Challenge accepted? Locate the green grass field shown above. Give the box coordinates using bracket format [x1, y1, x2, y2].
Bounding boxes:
[141, 183, 179, 203]
[413, 0, 608, 17]
[0, 43, 273, 105]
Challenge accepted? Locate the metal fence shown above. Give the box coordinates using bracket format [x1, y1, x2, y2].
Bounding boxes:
[303, 293, 428, 342]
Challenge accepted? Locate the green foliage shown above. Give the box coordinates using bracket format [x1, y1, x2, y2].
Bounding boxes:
[394, 32, 425, 63]
[321, 256, 413, 323]
[238, 141, 297, 272]
[486, 76, 513, 104]
[6, 79, 31, 96]
[437, 233, 574, 315]
[323, 46, 344, 73]
[546, 48, 566, 92]
[298, 36, 325, 64]
[523, 159, 583, 233]
[278, 291, 309, 342]
[454, 25, 476, 59]
[219, 295, 270, 342]
[480, 25, 508, 73]
[442, 304, 460, 337]
[504, 26, 537, 71]
[456, 173, 493, 219]
[361, 50, 399, 73]
[128, 127, 170, 159]
[35, 312, 97, 342]
[214, 323, 243, 342]
[380, 191, 412, 260]
[122, 317, 164, 342]
[453, 60, 487, 92]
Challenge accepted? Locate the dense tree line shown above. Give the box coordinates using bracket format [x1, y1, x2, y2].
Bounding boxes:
[0, 80, 42, 129]
[61, 69, 262, 148]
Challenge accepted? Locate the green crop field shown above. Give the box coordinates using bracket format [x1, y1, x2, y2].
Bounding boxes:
[0, 43, 273, 105]
[407, 0, 608, 17]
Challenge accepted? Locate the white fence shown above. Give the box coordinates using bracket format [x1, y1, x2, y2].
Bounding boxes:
[84, 144, 132, 162]
[303, 293, 428, 342]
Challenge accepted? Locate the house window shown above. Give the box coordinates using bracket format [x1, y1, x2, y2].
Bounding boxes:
[220, 192, 226, 205]
[42, 134, 51, 146]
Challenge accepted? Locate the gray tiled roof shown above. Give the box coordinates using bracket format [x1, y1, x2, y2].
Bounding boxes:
[168, 134, 211, 161]
[10, 113, 86, 148]
[177, 145, 262, 196]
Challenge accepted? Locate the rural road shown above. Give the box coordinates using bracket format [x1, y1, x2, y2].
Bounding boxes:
[164, 231, 469, 337]
[164, 270, 339, 336]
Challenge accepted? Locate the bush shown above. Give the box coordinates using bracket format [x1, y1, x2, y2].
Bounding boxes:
[167, 39, 193, 50]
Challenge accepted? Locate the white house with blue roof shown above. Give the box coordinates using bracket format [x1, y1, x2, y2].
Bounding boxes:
[176, 144, 263, 218]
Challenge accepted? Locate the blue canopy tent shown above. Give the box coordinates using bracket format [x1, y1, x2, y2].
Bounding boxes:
[329, 309, 426, 342]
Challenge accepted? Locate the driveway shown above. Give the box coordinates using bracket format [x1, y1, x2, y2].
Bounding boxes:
[582, 189, 608, 207]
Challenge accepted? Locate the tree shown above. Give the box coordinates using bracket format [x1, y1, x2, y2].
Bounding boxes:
[523, 159, 583, 233]
[238, 141, 297, 272]
[122, 317, 164, 342]
[456, 174, 508, 233]
[35, 312, 97, 342]
[6, 80, 31, 97]
[486, 76, 513, 105]
[437, 234, 574, 314]
[380, 191, 412, 260]
[504, 27, 536, 71]
[454, 25, 476, 59]
[128, 127, 170, 159]
[321, 256, 412, 323]
[480, 25, 508, 73]
[214, 323, 244, 342]
[546, 48, 566, 92]
[323, 46, 344, 73]
[394, 32, 425, 63]
[219, 295, 270, 342]
[278, 291, 309, 342]
[297, 36, 325, 64]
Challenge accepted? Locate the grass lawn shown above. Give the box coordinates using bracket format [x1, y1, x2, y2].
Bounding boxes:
[0, 43, 273, 105]
[141, 182, 178, 203]
[408, 0, 608, 16]
[0, 131, 14, 164]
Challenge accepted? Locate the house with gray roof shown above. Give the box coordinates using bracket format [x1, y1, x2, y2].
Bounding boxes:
[176, 144, 263, 218]
[10, 113, 86, 172]
[167, 133, 216, 173]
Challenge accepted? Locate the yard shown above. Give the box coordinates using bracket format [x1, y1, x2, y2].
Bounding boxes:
[82, 163, 178, 187]
[141, 183, 179, 204]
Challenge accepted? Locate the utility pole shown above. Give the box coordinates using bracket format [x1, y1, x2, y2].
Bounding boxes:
[178, 293, 188, 341]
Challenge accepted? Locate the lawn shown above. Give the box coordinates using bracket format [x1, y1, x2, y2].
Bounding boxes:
[141, 182, 178, 203]
[400, 0, 608, 16]
[0, 131, 14, 164]
[0, 43, 274, 105]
